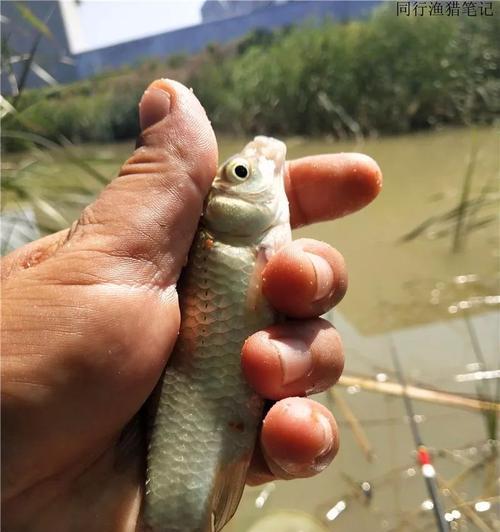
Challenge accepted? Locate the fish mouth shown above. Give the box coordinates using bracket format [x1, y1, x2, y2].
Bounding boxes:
[241, 136, 287, 170]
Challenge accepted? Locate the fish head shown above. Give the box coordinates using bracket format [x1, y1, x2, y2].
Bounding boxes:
[203, 136, 289, 239]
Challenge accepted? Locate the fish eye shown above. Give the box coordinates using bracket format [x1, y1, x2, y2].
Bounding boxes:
[225, 158, 251, 182]
[234, 164, 248, 179]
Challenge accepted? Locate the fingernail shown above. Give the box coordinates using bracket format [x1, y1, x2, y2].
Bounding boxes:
[139, 87, 171, 130]
[305, 252, 333, 301]
[271, 401, 313, 476]
[272, 406, 333, 476]
[270, 338, 312, 385]
[314, 412, 334, 464]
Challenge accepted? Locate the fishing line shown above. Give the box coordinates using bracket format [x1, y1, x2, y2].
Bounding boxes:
[388, 334, 449, 532]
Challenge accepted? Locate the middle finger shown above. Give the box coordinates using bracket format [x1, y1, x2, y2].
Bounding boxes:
[262, 237, 347, 319]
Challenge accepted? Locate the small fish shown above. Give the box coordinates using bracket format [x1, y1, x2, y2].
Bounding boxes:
[145, 137, 291, 532]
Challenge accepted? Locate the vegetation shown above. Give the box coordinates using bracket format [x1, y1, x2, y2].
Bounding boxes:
[3, 5, 500, 152]
[193, 8, 499, 136]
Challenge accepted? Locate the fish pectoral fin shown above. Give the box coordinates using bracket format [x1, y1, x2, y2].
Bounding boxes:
[259, 221, 292, 261]
[211, 455, 251, 531]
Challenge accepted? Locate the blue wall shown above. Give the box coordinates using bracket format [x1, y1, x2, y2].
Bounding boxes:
[75, 1, 382, 79]
[1, 1, 76, 94]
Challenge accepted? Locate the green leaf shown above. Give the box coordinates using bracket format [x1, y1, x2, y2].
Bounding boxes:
[14, 2, 53, 40]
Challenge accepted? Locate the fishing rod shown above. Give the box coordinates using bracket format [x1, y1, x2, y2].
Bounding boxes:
[388, 335, 449, 532]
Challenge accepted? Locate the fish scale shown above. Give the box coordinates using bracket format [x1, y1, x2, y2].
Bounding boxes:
[145, 229, 275, 532]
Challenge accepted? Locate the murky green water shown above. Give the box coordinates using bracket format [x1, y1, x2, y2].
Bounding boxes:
[2, 126, 499, 530]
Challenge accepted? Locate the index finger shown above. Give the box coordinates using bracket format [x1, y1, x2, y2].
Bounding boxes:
[285, 153, 383, 228]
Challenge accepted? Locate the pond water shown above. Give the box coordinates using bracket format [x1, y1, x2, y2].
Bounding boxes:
[2, 126, 499, 530]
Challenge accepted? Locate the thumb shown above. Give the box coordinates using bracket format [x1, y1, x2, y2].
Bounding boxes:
[66, 78, 218, 288]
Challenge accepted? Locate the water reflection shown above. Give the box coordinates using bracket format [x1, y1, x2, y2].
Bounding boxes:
[455, 369, 500, 383]
[325, 500, 347, 522]
[254, 483, 276, 510]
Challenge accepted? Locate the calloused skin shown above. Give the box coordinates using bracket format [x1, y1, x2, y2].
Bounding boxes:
[1, 79, 382, 531]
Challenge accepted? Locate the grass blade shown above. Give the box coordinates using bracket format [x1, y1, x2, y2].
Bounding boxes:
[452, 146, 478, 253]
[14, 2, 53, 39]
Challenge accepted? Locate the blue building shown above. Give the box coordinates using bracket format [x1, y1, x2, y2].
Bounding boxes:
[1, 1, 382, 93]
[1, 0, 75, 94]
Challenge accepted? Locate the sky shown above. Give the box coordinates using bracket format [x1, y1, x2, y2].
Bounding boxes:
[61, 0, 205, 53]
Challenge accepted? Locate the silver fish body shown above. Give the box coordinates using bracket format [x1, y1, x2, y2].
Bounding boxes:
[145, 137, 290, 532]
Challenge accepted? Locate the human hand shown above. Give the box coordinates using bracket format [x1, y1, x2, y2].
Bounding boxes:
[1, 79, 382, 531]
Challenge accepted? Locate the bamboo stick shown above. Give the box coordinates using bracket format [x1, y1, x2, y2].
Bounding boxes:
[337, 374, 500, 413]
[436, 475, 494, 532]
[448, 452, 496, 489]
[329, 388, 374, 462]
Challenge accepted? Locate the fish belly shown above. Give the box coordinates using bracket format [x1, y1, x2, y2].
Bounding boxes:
[145, 229, 275, 532]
